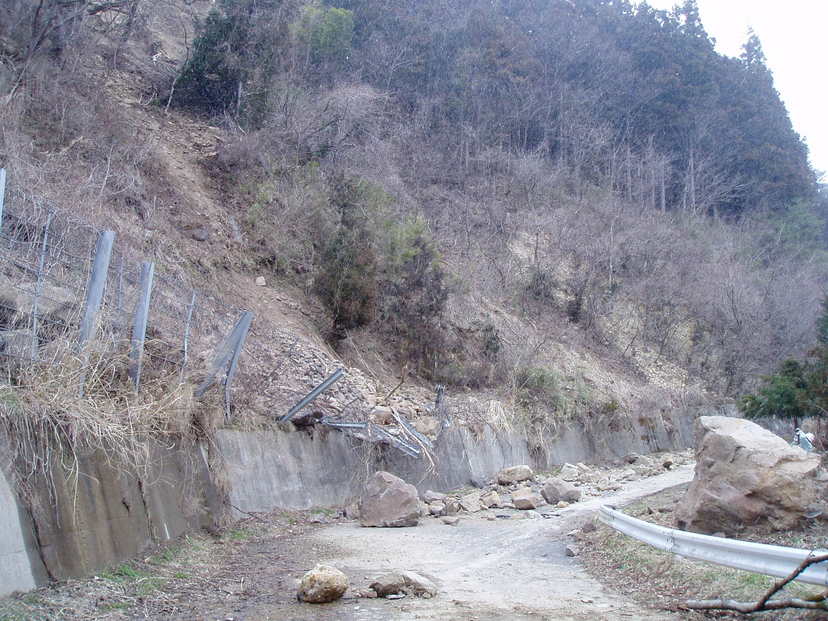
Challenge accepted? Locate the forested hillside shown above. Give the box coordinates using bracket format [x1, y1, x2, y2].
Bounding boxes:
[0, 0, 825, 418]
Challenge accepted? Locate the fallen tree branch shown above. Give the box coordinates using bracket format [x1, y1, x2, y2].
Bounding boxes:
[685, 552, 828, 614]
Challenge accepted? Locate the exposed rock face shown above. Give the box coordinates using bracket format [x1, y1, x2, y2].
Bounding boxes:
[497, 465, 534, 485]
[676, 416, 821, 535]
[541, 478, 581, 504]
[359, 471, 420, 527]
[298, 564, 349, 603]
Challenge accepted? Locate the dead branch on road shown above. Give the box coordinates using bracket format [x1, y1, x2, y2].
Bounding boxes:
[685, 552, 828, 614]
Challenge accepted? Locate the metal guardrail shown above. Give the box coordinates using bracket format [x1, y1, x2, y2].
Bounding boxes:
[599, 506, 828, 586]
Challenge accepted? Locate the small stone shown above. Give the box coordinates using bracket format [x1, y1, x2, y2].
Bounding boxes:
[559, 463, 579, 481]
[497, 465, 534, 485]
[459, 492, 482, 513]
[565, 544, 580, 557]
[441, 516, 460, 526]
[556, 501, 569, 508]
[581, 521, 598, 533]
[401, 571, 438, 598]
[444, 499, 460, 515]
[255, 276, 266, 286]
[423, 490, 446, 503]
[524, 510, 541, 519]
[429, 502, 446, 516]
[511, 487, 541, 510]
[298, 564, 349, 603]
[479, 490, 500, 508]
[370, 573, 406, 597]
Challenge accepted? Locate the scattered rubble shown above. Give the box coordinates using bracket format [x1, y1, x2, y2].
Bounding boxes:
[297, 564, 349, 603]
[408, 450, 693, 523]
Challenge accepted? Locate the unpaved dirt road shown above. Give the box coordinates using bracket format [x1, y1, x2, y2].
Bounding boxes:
[2, 464, 694, 620]
[294, 464, 695, 621]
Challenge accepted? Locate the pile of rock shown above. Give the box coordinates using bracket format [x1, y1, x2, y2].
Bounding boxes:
[356, 452, 693, 528]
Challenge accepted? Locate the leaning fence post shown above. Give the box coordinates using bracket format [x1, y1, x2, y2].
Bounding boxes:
[280, 368, 344, 422]
[78, 231, 115, 347]
[179, 290, 196, 382]
[129, 261, 154, 391]
[223, 310, 253, 418]
[0, 168, 6, 233]
[29, 212, 53, 360]
[194, 311, 254, 420]
[77, 231, 114, 396]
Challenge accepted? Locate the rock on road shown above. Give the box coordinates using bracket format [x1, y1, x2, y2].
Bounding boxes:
[306, 464, 694, 621]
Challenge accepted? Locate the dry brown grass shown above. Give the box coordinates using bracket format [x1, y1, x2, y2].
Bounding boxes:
[0, 335, 219, 517]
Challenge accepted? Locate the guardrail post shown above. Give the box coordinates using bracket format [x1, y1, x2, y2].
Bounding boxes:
[129, 261, 154, 391]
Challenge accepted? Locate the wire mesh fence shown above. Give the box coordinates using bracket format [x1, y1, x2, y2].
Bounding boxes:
[0, 171, 252, 414]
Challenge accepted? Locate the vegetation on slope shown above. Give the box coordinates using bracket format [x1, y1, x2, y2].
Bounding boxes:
[0, 0, 825, 418]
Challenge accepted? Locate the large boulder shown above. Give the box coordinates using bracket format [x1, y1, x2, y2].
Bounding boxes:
[541, 477, 581, 504]
[676, 416, 821, 535]
[298, 564, 349, 603]
[497, 465, 534, 485]
[359, 471, 420, 527]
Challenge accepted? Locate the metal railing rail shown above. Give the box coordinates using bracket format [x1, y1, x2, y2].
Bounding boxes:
[598, 505, 828, 586]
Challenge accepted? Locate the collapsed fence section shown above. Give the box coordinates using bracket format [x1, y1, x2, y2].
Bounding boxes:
[0, 171, 253, 415]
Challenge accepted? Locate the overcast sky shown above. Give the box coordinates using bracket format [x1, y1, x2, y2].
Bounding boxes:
[643, 0, 828, 182]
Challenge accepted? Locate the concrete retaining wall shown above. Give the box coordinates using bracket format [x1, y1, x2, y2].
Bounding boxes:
[0, 404, 704, 596]
[0, 440, 222, 596]
[220, 405, 703, 515]
[0, 468, 45, 595]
